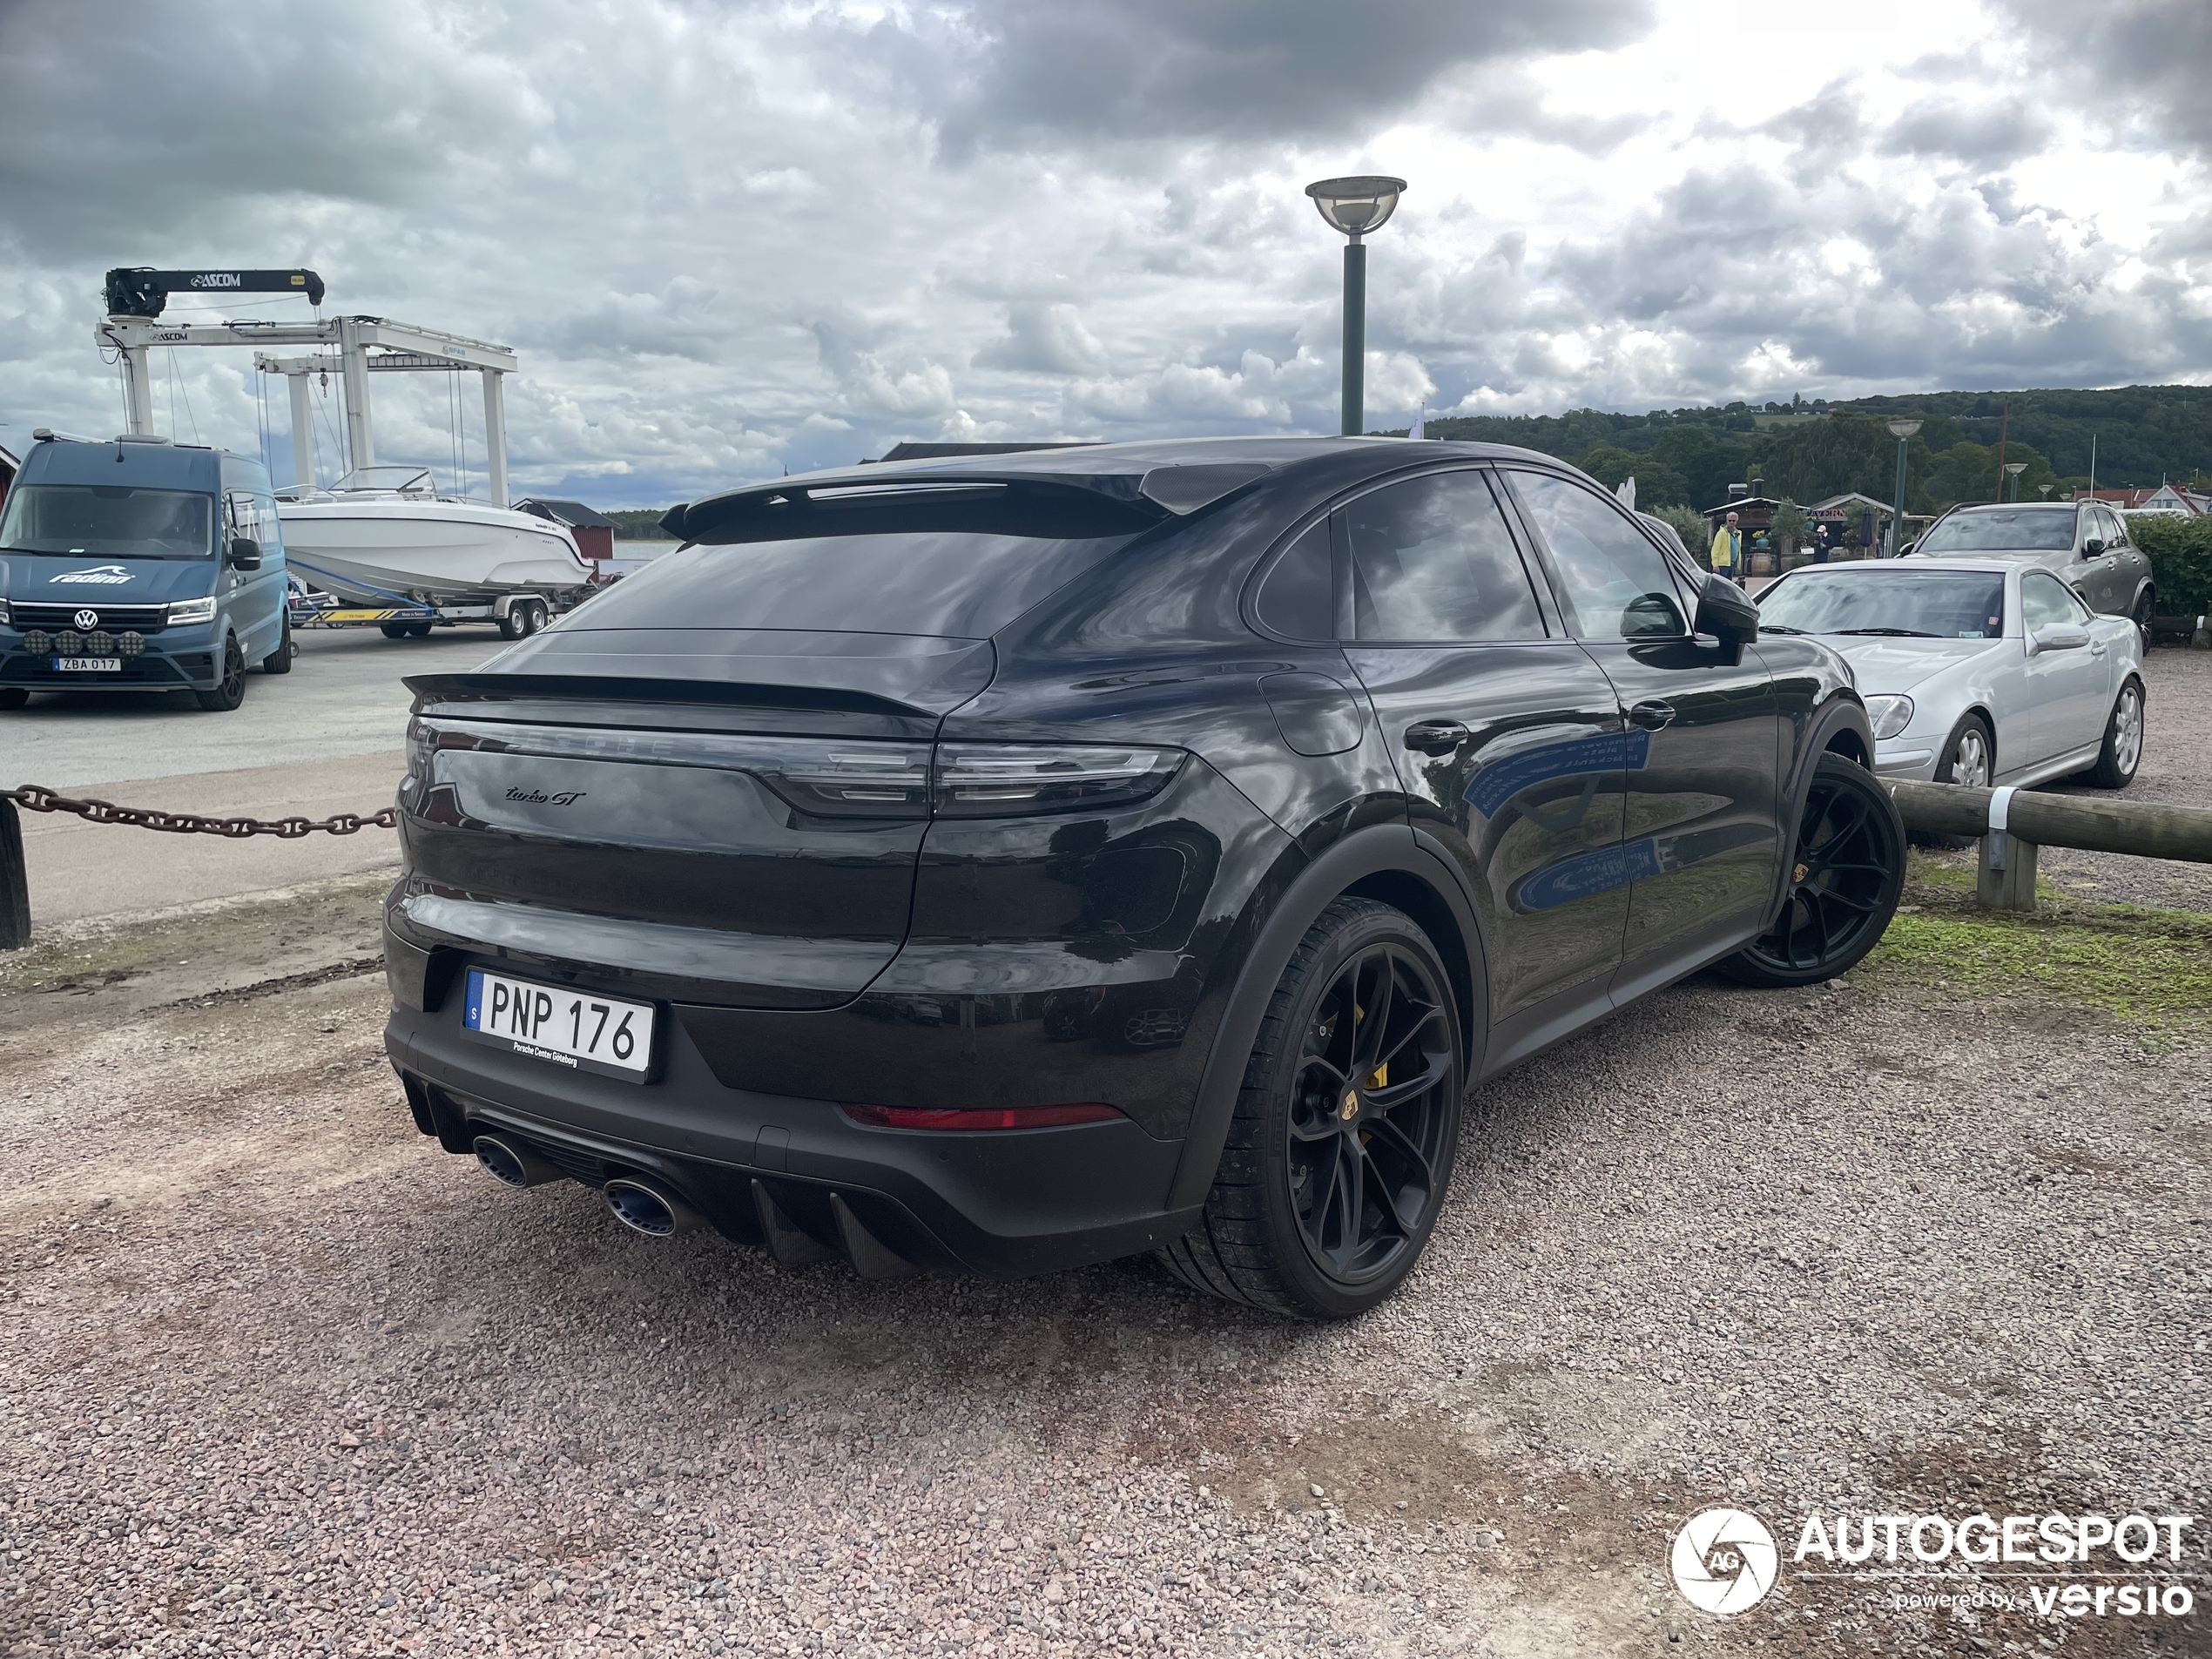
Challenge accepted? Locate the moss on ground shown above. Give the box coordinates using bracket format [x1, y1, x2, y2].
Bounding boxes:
[1860, 853, 2212, 1032]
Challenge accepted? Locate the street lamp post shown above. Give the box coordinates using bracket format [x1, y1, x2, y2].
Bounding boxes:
[1305, 176, 1406, 437]
[2004, 461, 2027, 502]
[1885, 419, 1922, 556]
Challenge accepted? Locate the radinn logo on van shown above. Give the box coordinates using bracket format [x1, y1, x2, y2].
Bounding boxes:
[49, 564, 136, 586]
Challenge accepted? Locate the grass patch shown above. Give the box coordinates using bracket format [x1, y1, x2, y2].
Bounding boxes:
[1863, 857, 2212, 1031]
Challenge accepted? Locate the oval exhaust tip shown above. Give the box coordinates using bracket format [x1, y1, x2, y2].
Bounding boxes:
[604, 1176, 699, 1238]
[474, 1133, 559, 1188]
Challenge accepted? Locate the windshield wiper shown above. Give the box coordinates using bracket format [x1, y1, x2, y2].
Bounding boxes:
[1831, 626, 1943, 637]
[1757, 623, 1807, 634]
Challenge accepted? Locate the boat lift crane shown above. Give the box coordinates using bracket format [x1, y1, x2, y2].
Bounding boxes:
[96, 266, 519, 508]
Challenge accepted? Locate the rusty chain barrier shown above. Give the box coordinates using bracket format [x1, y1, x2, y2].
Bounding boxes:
[0, 784, 396, 840]
[0, 784, 397, 950]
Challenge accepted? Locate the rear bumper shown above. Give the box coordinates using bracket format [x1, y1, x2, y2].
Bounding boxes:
[386, 990, 1200, 1279]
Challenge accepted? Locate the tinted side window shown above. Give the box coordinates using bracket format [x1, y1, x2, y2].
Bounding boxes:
[1253, 520, 1334, 639]
[2023, 571, 2090, 628]
[1507, 470, 1689, 641]
[1343, 470, 1544, 642]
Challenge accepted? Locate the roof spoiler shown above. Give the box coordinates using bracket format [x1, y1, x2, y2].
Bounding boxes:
[659, 461, 1272, 543]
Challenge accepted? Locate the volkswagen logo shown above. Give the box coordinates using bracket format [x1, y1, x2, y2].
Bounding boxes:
[74, 609, 100, 629]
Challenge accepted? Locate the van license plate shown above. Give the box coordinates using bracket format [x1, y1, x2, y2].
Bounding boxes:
[460, 968, 656, 1080]
[53, 658, 121, 672]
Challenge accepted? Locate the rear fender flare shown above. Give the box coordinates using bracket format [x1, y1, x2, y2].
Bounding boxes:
[1163, 824, 1487, 1211]
[1762, 692, 1878, 932]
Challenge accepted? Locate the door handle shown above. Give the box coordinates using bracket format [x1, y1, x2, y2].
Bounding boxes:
[1627, 700, 1676, 731]
[1402, 719, 1470, 756]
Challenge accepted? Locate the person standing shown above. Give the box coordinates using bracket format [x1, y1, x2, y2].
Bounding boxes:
[1709, 511, 1743, 585]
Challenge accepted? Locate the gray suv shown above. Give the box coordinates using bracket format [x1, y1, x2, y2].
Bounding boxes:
[1909, 501, 2155, 646]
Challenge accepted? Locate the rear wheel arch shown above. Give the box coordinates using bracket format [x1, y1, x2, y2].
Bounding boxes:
[1164, 824, 1486, 1212]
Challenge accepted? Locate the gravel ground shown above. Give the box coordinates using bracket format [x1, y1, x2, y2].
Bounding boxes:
[2, 894, 2205, 1658]
[1922, 646, 2212, 912]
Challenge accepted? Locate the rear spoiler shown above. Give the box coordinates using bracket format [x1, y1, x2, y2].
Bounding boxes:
[404, 671, 933, 720]
[659, 462, 1272, 543]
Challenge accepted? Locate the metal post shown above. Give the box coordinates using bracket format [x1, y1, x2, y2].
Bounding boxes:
[337, 316, 374, 470]
[1887, 435, 1910, 557]
[119, 345, 156, 435]
[285, 371, 315, 489]
[1, 798, 29, 951]
[1339, 240, 1366, 437]
[481, 368, 509, 509]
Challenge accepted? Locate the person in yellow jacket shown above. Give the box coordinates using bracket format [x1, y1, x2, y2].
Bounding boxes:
[1710, 511, 1743, 585]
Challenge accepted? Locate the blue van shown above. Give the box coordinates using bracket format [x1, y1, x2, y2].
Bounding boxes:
[0, 435, 292, 711]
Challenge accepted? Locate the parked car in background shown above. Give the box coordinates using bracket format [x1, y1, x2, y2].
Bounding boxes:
[1756, 558, 2145, 792]
[384, 438, 1903, 1318]
[1907, 501, 2155, 648]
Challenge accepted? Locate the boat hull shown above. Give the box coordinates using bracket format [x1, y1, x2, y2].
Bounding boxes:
[277, 502, 592, 603]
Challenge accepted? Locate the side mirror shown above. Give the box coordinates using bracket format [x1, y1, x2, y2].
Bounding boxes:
[227, 536, 262, 570]
[2082, 537, 2107, 557]
[1898, 540, 1918, 556]
[2028, 624, 2089, 656]
[1693, 572, 1761, 657]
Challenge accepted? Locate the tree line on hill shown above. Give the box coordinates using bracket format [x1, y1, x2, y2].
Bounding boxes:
[1404, 386, 2212, 516]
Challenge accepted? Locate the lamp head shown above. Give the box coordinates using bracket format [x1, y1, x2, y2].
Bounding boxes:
[1886, 419, 1923, 439]
[2003, 462, 2027, 475]
[1305, 175, 1407, 239]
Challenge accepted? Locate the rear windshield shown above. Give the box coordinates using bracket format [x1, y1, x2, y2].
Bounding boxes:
[0, 484, 215, 560]
[563, 531, 1136, 637]
[1757, 570, 2006, 639]
[1918, 508, 2074, 553]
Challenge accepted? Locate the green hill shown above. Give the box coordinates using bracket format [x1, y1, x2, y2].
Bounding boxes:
[1404, 386, 2212, 514]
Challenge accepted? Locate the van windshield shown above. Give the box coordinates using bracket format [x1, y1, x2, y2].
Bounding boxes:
[0, 484, 216, 560]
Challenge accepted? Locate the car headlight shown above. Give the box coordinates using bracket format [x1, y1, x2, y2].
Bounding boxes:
[166, 597, 218, 626]
[0, 598, 10, 626]
[1864, 694, 1915, 740]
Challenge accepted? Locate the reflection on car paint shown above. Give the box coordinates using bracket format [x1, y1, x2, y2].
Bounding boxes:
[1464, 728, 1651, 817]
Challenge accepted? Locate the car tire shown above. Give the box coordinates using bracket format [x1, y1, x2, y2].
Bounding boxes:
[2083, 677, 2145, 790]
[499, 605, 528, 641]
[2133, 590, 2155, 654]
[1713, 754, 1905, 989]
[193, 635, 247, 712]
[1157, 897, 1464, 1319]
[404, 622, 434, 638]
[1921, 712, 1996, 847]
[380, 623, 410, 640]
[262, 613, 293, 674]
[0, 687, 28, 711]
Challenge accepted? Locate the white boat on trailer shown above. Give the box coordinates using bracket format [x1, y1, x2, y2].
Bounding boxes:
[276, 465, 591, 617]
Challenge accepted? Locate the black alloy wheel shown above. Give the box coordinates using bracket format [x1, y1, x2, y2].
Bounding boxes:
[1160, 898, 1463, 1318]
[1716, 753, 1905, 988]
[194, 635, 247, 712]
[2133, 590, 2155, 654]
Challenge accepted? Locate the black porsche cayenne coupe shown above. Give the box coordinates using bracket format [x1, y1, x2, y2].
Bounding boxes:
[383, 437, 1904, 1316]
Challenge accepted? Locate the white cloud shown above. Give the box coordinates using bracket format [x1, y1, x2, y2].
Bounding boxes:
[0, 0, 2206, 505]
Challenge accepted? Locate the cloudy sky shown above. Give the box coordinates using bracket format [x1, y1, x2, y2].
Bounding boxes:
[2, 0, 2207, 507]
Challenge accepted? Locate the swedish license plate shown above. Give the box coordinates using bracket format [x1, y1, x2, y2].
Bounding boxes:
[54, 658, 121, 671]
[461, 968, 656, 1080]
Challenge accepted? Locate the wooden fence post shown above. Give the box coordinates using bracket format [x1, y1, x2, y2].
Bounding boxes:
[0, 798, 29, 951]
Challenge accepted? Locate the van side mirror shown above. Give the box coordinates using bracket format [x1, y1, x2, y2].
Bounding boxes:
[1693, 572, 1760, 658]
[227, 536, 262, 570]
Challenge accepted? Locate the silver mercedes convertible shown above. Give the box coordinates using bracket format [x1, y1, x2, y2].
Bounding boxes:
[1756, 557, 2145, 792]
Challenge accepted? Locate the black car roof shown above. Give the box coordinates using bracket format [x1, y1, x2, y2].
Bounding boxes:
[666, 435, 1569, 541]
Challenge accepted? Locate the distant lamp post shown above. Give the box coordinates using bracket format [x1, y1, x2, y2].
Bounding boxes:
[1305, 175, 1406, 437]
[1885, 419, 1922, 556]
[2037, 483, 2054, 499]
[2004, 461, 2028, 502]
